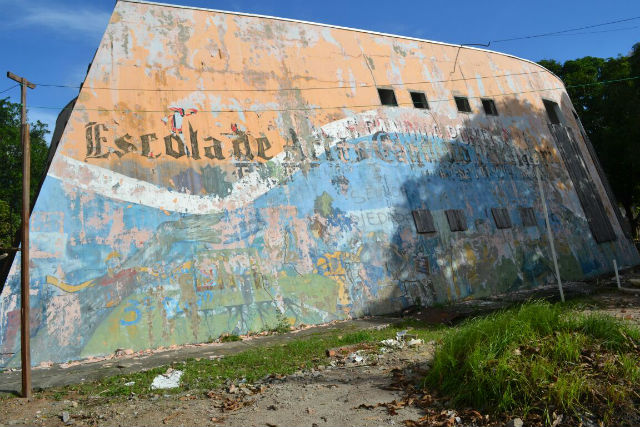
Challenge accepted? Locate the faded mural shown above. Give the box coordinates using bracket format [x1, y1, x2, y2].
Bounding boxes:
[1, 0, 638, 367]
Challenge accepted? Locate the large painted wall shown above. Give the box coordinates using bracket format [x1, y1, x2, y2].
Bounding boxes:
[1, 0, 638, 367]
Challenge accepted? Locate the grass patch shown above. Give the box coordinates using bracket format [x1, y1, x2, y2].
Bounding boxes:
[218, 334, 241, 343]
[38, 322, 444, 400]
[425, 300, 640, 423]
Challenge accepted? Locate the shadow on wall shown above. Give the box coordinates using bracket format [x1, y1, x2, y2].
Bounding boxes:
[383, 94, 628, 310]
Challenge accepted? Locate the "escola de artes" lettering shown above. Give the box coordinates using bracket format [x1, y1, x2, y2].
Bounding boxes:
[85, 122, 277, 161]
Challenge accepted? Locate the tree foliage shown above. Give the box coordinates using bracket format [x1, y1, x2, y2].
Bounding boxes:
[539, 43, 640, 240]
[0, 98, 50, 248]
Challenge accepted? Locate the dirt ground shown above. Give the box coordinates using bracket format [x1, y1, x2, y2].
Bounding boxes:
[1, 344, 432, 427]
[1, 289, 639, 427]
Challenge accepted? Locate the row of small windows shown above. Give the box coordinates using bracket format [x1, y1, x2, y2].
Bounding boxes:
[411, 207, 537, 234]
[377, 88, 570, 129]
[377, 88, 498, 116]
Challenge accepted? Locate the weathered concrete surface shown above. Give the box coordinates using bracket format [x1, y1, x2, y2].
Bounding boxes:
[1, 0, 638, 368]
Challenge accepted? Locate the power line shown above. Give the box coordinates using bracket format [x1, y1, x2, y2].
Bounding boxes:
[540, 25, 639, 37]
[0, 84, 19, 95]
[28, 75, 640, 114]
[491, 16, 640, 44]
[34, 69, 551, 93]
[28, 16, 640, 94]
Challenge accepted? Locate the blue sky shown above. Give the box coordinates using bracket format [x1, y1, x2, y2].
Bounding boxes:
[1, 0, 638, 142]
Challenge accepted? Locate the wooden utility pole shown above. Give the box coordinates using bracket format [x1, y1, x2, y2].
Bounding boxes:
[7, 71, 36, 399]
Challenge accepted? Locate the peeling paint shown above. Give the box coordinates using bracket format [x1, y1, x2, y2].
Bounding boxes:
[0, 0, 638, 368]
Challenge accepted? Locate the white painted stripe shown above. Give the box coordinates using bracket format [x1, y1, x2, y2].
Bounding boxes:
[47, 108, 434, 214]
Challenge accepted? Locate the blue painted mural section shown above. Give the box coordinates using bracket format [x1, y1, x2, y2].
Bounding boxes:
[0, 127, 637, 368]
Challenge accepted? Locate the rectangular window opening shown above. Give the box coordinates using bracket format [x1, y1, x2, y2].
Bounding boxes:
[454, 96, 472, 113]
[378, 88, 398, 106]
[445, 209, 467, 232]
[519, 207, 537, 227]
[410, 91, 429, 109]
[543, 99, 562, 124]
[482, 98, 498, 116]
[491, 207, 512, 229]
[412, 209, 436, 234]
[414, 255, 430, 275]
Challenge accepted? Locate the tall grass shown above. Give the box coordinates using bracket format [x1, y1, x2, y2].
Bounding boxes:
[425, 301, 640, 421]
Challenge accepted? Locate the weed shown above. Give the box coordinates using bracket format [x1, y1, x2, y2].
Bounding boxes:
[219, 334, 241, 343]
[425, 301, 640, 424]
[271, 310, 291, 334]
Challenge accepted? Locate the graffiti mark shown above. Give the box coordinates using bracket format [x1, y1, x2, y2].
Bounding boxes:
[46, 275, 96, 293]
[162, 107, 197, 135]
[120, 299, 141, 326]
[316, 249, 363, 306]
[119, 297, 155, 326]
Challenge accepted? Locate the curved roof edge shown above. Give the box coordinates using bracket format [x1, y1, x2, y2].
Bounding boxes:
[120, 0, 564, 86]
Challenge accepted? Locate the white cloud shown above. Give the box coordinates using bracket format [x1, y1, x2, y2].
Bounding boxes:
[16, 3, 111, 36]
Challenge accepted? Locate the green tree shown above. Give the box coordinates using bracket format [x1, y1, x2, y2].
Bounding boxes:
[0, 98, 50, 248]
[539, 43, 640, 240]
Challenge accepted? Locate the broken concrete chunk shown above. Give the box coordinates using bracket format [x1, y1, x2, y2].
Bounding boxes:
[380, 338, 403, 348]
[506, 418, 524, 427]
[150, 368, 183, 390]
[346, 352, 364, 364]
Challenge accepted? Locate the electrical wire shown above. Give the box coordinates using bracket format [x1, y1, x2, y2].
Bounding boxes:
[34, 69, 551, 92]
[0, 84, 18, 95]
[27, 75, 640, 114]
[28, 15, 640, 93]
[491, 16, 640, 44]
[537, 25, 640, 37]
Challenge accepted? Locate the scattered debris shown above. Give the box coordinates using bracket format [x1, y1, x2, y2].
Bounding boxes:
[114, 348, 134, 357]
[61, 411, 70, 423]
[380, 338, 403, 348]
[162, 411, 183, 424]
[345, 351, 365, 364]
[506, 417, 524, 427]
[325, 342, 376, 359]
[217, 397, 254, 412]
[124, 381, 135, 386]
[150, 368, 183, 390]
[406, 338, 423, 347]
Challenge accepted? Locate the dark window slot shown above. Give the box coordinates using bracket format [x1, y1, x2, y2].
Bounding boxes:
[543, 99, 561, 124]
[414, 255, 430, 274]
[454, 96, 471, 113]
[519, 207, 537, 227]
[549, 124, 616, 243]
[491, 207, 512, 229]
[412, 209, 436, 233]
[445, 209, 467, 232]
[481, 98, 498, 116]
[409, 91, 429, 109]
[378, 88, 398, 106]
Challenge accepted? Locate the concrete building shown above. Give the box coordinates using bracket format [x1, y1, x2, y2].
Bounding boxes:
[1, 0, 638, 367]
